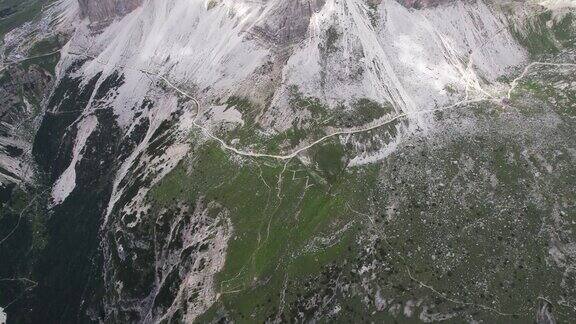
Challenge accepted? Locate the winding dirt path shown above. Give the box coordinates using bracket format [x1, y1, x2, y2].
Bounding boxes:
[62, 51, 575, 161]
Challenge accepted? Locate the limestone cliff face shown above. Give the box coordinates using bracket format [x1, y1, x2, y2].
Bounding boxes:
[78, 0, 142, 26]
[398, 0, 456, 8]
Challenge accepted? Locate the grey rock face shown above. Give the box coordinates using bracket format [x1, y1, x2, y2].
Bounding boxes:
[248, 0, 326, 48]
[0, 64, 54, 185]
[78, 0, 142, 27]
[397, 0, 456, 8]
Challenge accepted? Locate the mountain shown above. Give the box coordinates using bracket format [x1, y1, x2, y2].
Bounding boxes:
[1, 0, 575, 323]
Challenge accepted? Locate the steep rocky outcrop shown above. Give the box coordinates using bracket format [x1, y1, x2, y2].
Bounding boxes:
[0, 65, 53, 186]
[397, 0, 457, 8]
[78, 0, 142, 28]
